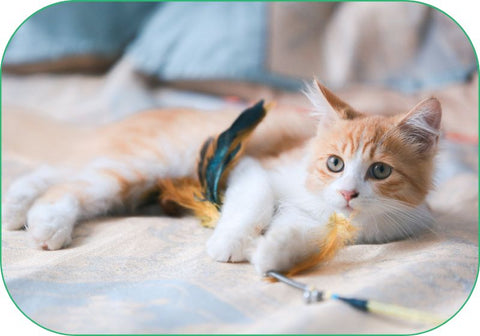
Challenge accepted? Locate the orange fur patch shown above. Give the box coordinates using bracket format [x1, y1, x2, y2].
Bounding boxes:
[39, 181, 89, 204]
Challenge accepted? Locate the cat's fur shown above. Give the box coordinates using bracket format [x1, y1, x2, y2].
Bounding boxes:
[3, 81, 441, 274]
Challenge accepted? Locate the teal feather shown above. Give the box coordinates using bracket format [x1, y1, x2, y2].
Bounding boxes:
[197, 100, 267, 206]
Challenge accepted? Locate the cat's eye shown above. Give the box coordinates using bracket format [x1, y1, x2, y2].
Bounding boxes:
[326, 155, 344, 173]
[369, 162, 392, 180]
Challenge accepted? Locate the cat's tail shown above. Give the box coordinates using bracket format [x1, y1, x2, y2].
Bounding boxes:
[158, 100, 270, 228]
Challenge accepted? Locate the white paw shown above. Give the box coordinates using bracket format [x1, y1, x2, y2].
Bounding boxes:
[3, 184, 41, 230]
[251, 226, 308, 275]
[206, 230, 251, 262]
[3, 165, 58, 230]
[3, 201, 29, 230]
[27, 195, 79, 250]
[251, 237, 290, 275]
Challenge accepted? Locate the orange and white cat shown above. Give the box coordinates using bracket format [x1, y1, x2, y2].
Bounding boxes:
[3, 81, 441, 274]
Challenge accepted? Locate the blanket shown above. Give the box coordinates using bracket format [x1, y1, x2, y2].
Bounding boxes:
[1, 68, 478, 333]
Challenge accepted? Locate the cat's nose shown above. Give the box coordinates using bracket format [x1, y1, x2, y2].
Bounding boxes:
[340, 190, 359, 202]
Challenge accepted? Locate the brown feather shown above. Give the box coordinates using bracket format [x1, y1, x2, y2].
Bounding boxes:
[158, 178, 219, 228]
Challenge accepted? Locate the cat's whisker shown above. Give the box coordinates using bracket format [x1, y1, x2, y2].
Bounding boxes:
[384, 209, 440, 238]
[373, 200, 441, 239]
[368, 209, 382, 241]
[382, 211, 416, 240]
[352, 196, 441, 242]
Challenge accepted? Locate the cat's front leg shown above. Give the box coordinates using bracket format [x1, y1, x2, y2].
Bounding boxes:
[206, 158, 274, 262]
[251, 205, 327, 275]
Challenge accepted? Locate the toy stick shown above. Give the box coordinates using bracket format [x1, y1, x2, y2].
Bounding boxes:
[267, 271, 445, 326]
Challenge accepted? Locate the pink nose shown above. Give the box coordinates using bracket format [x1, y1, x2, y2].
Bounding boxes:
[340, 190, 359, 202]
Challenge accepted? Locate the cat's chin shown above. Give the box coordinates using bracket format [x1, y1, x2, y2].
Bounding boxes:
[335, 205, 356, 217]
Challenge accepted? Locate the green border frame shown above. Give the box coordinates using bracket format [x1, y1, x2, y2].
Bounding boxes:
[0, 0, 478, 335]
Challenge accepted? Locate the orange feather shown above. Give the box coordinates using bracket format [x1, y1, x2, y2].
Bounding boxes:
[158, 178, 219, 228]
[286, 213, 357, 276]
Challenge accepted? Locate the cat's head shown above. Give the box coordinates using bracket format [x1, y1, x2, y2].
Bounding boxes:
[304, 80, 441, 242]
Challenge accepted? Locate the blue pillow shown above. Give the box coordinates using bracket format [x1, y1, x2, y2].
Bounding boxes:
[4, 2, 156, 65]
[126, 2, 302, 90]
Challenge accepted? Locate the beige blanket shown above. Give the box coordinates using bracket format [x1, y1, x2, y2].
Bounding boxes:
[1, 71, 478, 333]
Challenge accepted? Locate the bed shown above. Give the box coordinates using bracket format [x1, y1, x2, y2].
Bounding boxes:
[1, 60, 478, 333]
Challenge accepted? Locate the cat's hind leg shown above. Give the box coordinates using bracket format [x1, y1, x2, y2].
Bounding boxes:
[3, 165, 61, 230]
[206, 157, 275, 262]
[25, 158, 161, 250]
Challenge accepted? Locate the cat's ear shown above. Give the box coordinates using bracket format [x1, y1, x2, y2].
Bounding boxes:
[305, 79, 362, 126]
[396, 97, 442, 153]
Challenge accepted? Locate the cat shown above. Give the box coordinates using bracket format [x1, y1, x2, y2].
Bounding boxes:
[2, 80, 441, 275]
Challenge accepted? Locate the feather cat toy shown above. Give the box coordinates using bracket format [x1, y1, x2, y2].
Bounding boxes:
[160, 100, 268, 228]
[159, 100, 357, 275]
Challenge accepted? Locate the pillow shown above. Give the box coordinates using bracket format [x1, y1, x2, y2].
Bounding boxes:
[3, 2, 156, 72]
[126, 2, 302, 90]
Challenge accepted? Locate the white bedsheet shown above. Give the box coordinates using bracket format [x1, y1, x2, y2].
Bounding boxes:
[1, 72, 478, 333]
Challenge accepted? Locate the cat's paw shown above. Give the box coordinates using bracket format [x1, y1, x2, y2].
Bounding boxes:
[27, 195, 79, 250]
[2, 201, 29, 230]
[251, 238, 289, 275]
[206, 230, 251, 262]
[3, 165, 58, 230]
[251, 226, 307, 275]
[3, 184, 40, 230]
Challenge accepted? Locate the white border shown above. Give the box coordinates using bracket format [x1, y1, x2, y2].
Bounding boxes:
[1, 1, 56, 335]
[0, 0, 478, 335]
